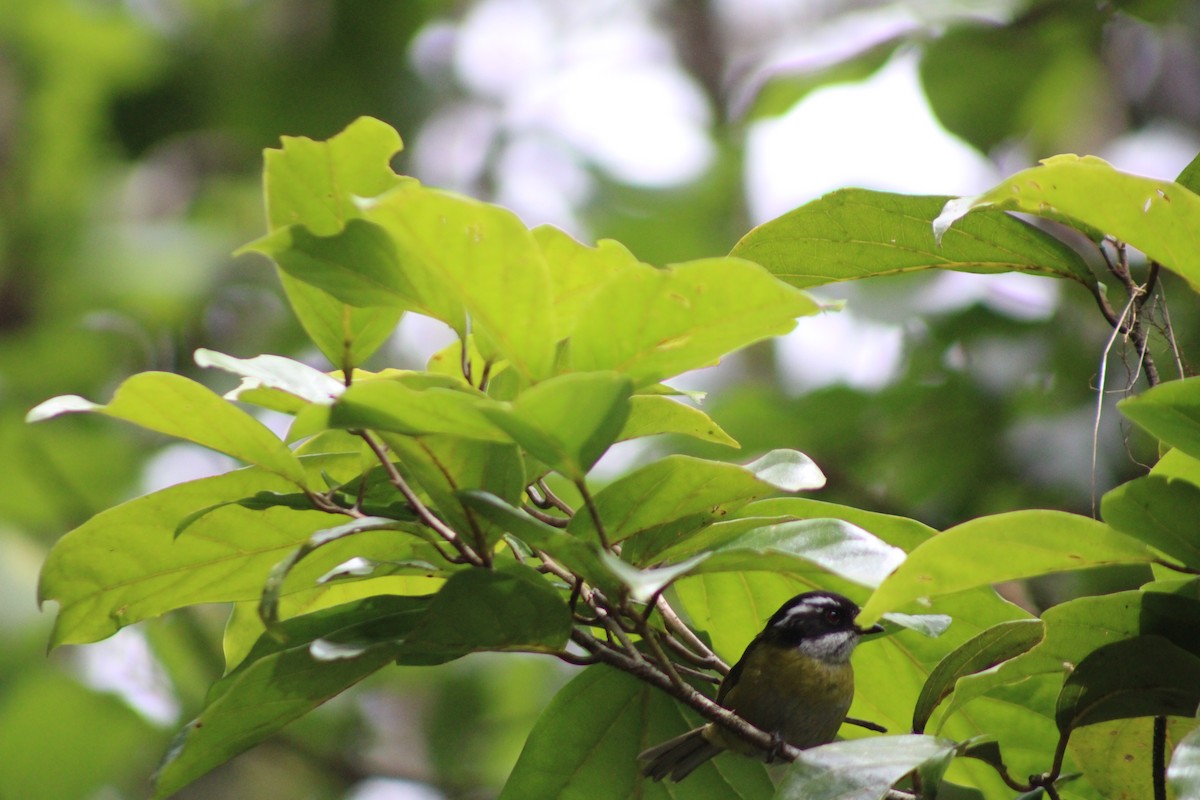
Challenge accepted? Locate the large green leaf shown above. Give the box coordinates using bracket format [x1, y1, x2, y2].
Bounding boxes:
[1102, 474, 1200, 569]
[27, 372, 308, 487]
[941, 591, 1200, 729]
[1055, 635, 1200, 733]
[262, 116, 404, 235]
[157, 566, 570, 797]
[38, 454, 363, 647]
[500, 665, 773, 800]
[1118, 376, 1200, 462]
[1072, 716, 1197, 800]
[935, 155, 1200, 291]
[532, 225, 643, 338]
[570, 450, 825, 556]
[483, 371, 633, 480]
[731, 189, 1093, 289]
[777, 735, 958, 800]
[257, 116, 408, 368]
[363, 185, 556, 381]
[318, 377, 508, 442]
[568, 256, 821, 386]
[859, 510, 1155, 623]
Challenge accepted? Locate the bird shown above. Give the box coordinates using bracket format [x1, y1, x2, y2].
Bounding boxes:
[639, 590, 883, 782]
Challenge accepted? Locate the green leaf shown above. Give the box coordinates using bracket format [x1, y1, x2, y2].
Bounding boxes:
[247, 219, 418, 308]
[363, 185, 557, 381]
[255, 116, 408, 369]
[732, 189, 1093, 289]
[572, 450, 825, 556]
[483, 371, 633, 480]
[27, 372, 308, 488]
[1176, 148, 1200, 195]
[618, 395, 739, 448]
[740, 497, 937, 553]
[778, 735, 958, 800]
[276, 275, 402, 372]
[1072, 716, 1198, 800]
[1102, 474, 1200, 568]
[500, 665, 773, 800]
[39, 453, 363, 647]
[532, 225, 643, 339]
[859, 510, 1154, 623]
[742, 37, 903, 121]
[1118, 376, 1200, 462]
[569, 256, 821, 386]
[159, 567, 570, 797]
[261, 115, 404, 235]
[945, 591, 1200, 729]
[1055, 635, 1200, 733]
[1169, 723, 1200, 799]
[657, 518, 907, 589]
[912, 620, 1045, 733]
[934, 155, 1200, 291]
[154, 633, 400, 797]
[320, 377, 508, 442]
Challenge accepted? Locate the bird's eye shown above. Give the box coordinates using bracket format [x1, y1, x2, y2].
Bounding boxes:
[824, 609, 842, 626]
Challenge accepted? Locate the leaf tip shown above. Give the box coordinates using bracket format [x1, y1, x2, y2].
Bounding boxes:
[26, 395, 100, 423]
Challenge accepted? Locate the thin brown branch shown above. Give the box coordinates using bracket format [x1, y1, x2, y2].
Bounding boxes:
[356, 431, 485, 567]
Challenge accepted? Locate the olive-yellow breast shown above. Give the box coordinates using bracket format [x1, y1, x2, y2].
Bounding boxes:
[639, 591, 882, 782]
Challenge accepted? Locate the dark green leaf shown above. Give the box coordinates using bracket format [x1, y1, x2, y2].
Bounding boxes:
[913, 620, 1044, 733]
[1102, 474, 1200, 568]
[1055, 635, 1200, 733]
[1175, 147, 1200, 195]
[500, 666, 773, 800]
[732, 189, 1093, 289]
[777, 735, 958, 800]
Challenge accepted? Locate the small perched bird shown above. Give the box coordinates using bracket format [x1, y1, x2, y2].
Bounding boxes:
[639, 590, 883, 782]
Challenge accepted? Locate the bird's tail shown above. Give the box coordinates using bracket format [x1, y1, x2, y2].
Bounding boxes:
[638, 727, 723, 782]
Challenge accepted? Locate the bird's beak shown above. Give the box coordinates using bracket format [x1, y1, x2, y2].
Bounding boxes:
[856, 622, 885, 636]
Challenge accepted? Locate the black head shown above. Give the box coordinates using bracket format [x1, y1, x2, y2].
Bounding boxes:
[762, 591, 883, 660]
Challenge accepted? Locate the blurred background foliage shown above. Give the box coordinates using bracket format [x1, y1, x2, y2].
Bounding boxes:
[2, 0, 1199, 798]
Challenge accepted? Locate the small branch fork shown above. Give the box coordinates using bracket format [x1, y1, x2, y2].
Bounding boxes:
[1089, 240, 1167, 389]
